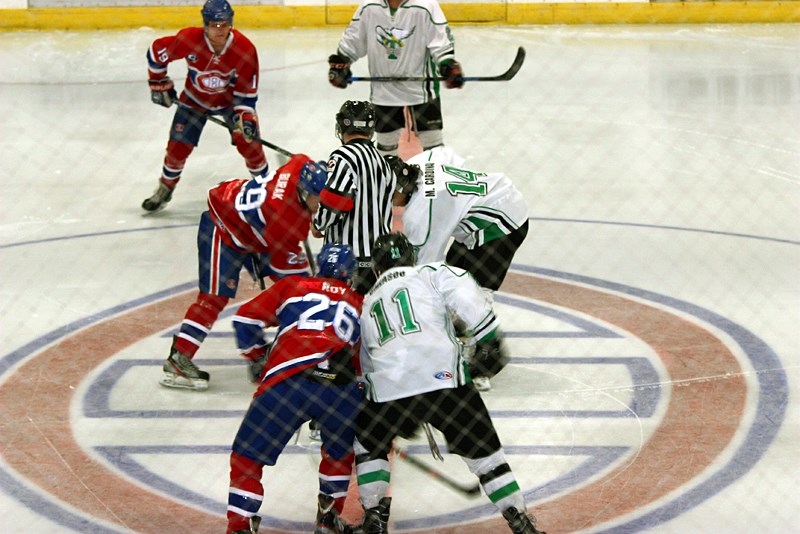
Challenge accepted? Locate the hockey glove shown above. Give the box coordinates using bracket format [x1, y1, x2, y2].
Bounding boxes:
[438, 59, 465, 89]
[468, 336, 509, 380]
[243, 345, 268, 383]
[149, 78, 177, 107]
[328, 53, 352, 89]
[247, 355, 267, 383]
[385, 156, 420, 195]
[235, 111, 259, 143]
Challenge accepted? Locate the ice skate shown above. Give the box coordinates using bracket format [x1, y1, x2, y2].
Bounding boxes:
[159, 349, 209, 391]
[231, 515, 261, 534]
[315, 494, 357, 534]
[502, 507, 546, 534]
[361, 497, 391, 534]
[141, 183, 173, 212]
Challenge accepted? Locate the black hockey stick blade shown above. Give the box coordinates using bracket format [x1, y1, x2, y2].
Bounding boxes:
[350, 46, 526, 83]
[173, 101, 295, 158]
[394, 448, 482, 497]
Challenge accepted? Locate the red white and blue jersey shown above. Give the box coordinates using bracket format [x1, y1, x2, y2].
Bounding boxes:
[207, 154, 314, 278]
[233, 275, 363, 396]
[147, 27, 260, 114]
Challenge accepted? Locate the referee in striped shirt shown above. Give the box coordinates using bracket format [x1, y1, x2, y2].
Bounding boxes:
[312, 101, 397, 294]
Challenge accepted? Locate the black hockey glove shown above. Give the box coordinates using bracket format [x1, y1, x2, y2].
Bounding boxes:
[149, 78, 177, 107]
[468, 336, 509, 380]
[438, 59, 465, 89]
[247, 354, 267, 383]
[235, 111, 259, 143]
[385, 156, 420, 195]
[328, 53, 352, 89]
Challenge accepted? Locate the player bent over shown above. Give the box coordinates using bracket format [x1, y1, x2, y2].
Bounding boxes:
[142, 0, 268, 212]
[226, 244, 364, 534]
[387, 149, 530, 392]
[354, 232, 545, 534]
[158, 154, 326, 391]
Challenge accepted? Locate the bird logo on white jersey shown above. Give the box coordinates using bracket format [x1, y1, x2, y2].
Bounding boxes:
[375, 25, 415, 59]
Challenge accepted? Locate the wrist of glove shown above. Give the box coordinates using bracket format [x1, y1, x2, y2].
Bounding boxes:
[438, 59, 465, 89]
[328, 53, 352, 89]
[235, 111, 258, 143]
[243, 347, 268, 383]
[468, 336, 509, 380]
[149, 78, 177, 107]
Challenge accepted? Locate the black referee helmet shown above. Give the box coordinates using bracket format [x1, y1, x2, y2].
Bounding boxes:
[336, 100, 376, 140]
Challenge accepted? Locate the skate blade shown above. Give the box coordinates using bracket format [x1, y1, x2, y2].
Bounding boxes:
[159, 373, 209, 391]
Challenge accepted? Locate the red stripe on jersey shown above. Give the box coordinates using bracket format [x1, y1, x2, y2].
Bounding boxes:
[320, 189, 354, 212]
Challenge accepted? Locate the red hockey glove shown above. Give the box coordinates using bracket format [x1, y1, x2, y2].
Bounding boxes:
[148, 78, 177, 107]
[328, 53, 352, 89]
[235, 111, 259, 143]
[439, 59, 465, 89]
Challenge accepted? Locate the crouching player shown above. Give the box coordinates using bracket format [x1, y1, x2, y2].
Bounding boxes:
[355, 232, 545, 534]
[225, 243, 363, 534]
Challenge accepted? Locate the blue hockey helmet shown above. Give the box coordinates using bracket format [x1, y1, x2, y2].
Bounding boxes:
[201, 0, 234, 25]
[298, 160, 327, 205]
[316, 243, 356, 283]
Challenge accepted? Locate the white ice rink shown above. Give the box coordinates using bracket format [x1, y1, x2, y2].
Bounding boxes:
[1, 22, 798, 533]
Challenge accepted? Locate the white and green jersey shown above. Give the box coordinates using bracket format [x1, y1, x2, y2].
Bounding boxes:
[360, 262, 500, 402]
[403, 150, 530, 264]
[337, 0, 456, 106]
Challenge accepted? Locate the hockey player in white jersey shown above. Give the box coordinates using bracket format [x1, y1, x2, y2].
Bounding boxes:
[327, 0, 465, 156]
[387, 148, 530, 390]
[354, 232, 546, 534]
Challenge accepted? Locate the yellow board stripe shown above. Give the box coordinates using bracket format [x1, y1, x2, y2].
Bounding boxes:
[1, 2, 798, 31]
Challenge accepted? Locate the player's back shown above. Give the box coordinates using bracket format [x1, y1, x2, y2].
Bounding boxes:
[360, 262, 490, 401]
[252, 275, 363, 392]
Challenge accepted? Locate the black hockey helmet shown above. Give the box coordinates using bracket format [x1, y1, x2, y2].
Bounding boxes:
[335, 100, 376, 140]
[371, 232, 416, 276]
[385, 156, 420, 195]
[201, 0, 234, 25]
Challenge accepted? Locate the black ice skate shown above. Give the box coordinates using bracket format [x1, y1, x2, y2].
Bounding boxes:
[361, 497, 391, 534]
[141, 183, 173, 212]
[502, 506, 546, 534]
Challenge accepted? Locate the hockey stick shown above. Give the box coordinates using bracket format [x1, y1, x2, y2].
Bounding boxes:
[250, 254, 266, 290]
[349, 46, 525, 83]
[173, 101, 295, 158]
[303, 239, 317, 274]
[394, 447, 482, 497]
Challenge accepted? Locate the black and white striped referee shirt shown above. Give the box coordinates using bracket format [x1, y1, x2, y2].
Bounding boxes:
[313, 138, 397, 258]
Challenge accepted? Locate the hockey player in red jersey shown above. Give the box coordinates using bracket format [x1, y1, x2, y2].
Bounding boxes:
[142, 0, 268, 212]
[226, 243, 363, 534]
[158, 154, 327, 391]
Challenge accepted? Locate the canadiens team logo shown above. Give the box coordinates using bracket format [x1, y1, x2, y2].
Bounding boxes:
[375, 25, 415, 59]
[196, 70, 230, 94]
